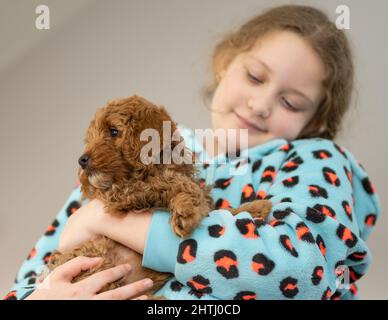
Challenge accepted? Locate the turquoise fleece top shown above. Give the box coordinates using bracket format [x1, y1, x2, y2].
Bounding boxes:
[4, 124, 381, 300]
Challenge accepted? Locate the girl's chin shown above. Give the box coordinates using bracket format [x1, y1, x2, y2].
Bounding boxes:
[247, 134, 273, 147]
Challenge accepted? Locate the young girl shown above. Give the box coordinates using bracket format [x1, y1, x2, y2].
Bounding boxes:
[4, 4, 381, 300]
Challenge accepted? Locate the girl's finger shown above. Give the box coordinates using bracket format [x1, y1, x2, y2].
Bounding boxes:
[133, 295, 149, 300]
[51, 256, 102, 282]
[93, 278, 154, 300]
[78, 263, 132, 294]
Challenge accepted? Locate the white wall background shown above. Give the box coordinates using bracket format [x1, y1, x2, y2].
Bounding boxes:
[0, 0, 386, 299]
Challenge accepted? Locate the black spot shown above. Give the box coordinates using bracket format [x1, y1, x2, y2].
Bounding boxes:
[214, 250, 239, 279]
[312, 149, 333, 160]
[208, 224, 225, 238]
[308, 185, 328, 199]
[321, 287, 332, 300]
[336, 225, 358, 248]
[279, 235, 298, 257]
[251, 253, 275, 275]
[177, 239, 198, 264]
[66, 200, 81, 217]
[279, 277, 298, 298]
[252, 159, 262, 173]
[362, 177, 374, 194]
[306, 207, 326, 223]
[234, 291, 256, 300]
[311, 266, 324, 285]
[273, 207, 293, 220]
[170, 280, 183, 292]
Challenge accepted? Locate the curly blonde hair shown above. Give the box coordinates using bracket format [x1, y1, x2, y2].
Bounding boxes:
[202, 4, 354, 140]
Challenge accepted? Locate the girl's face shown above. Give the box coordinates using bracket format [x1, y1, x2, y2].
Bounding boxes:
[211, 30, 326, 151]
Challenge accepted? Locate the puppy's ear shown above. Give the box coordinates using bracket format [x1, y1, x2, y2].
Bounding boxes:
[84, 105, 108, 144]
[120, 104, 171, 164]
[152, 106, 180, 165]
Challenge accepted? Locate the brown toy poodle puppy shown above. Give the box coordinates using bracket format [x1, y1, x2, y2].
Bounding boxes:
[45, 95, 272, 299]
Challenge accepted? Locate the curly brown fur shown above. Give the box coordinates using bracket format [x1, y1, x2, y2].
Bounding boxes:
[47, 236, 170, 297]
[46, 95, 272, 299]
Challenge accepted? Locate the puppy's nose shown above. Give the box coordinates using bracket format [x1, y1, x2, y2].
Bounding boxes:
[78, 154, 90, 169]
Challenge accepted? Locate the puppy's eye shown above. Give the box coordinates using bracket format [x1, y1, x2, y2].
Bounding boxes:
[110, 128, 119, 138]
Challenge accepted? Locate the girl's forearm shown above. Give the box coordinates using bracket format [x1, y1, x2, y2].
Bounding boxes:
[99, 210, 153, 254]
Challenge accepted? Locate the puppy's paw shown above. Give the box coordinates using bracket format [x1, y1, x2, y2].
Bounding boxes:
[249, 199, 272, 219]
[171, 207, 204, 238]
[171, 212, 191, 238]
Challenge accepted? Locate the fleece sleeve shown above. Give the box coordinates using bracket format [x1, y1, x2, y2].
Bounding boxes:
[142, 139, 381, 300]
[2, 186, 83, 300]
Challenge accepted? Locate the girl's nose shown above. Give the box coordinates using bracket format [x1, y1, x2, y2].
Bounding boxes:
[247, 98, 271, 118]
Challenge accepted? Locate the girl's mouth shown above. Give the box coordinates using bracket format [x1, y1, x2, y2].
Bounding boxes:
[233, 111, 268, 133]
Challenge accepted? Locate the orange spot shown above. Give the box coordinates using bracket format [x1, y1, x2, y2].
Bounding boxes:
[326, 172, 338, 185]
[256, 190, 266, 199]
[366, 216, 375, 226]
[353, 253, 366, 259]
[182, 245, 195, 263]
[285, 238, 294, 251]
[350, 284, 358, 295]
[252, 262, 264, 273]
[28, 248, 37, 259]
[269, 220, 279, 227]
[319, 243, 326, 256]
[263, 170, 276, 180]
[244, 223, 258, 239]
[320, 152, 329, 159]
[349, 271, 357, 282]
[243, 185, 254, 197]
[284, 283, 297, 290]
[220, 199, 231, 209]
[342, 227, 353, 241]
[2, 291, 16, 300]
[280, 144, 290, 151]
[216, 256, 238, 272]
[297, 226, 309, 239]
[284, 161, 297, 168]
[223, 179, 232, 187]
[190, 279, 207, 290]
[371, 181, 376, 193]
[324, 289, 332, 298]
[322, 207, 335, 218]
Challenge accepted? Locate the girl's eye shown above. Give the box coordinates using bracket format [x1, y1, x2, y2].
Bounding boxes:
[247, 73, 263, 84]
[281, 97, 298, 112]
[110, 128, 119, 137]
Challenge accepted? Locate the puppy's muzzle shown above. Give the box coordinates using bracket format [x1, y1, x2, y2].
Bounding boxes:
[78, 154, 90, 169]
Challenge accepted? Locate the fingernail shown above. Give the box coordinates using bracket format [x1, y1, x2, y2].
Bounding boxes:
[143, 279, 153, 289]
[91, 257, 102, 261]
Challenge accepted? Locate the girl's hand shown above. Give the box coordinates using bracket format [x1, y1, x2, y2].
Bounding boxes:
[25, 256, 154, 300]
